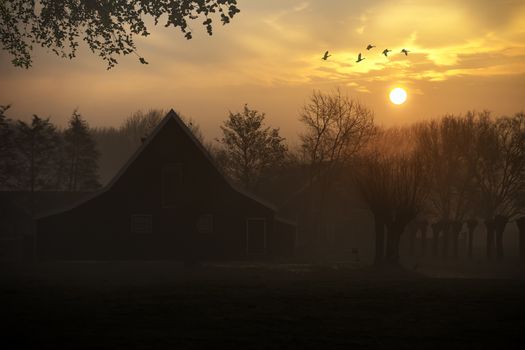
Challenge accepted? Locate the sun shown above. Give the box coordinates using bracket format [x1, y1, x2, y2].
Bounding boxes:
[389, 87, 407, 105]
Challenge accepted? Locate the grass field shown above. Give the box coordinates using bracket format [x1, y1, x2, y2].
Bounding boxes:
[2, 262, 525, 349]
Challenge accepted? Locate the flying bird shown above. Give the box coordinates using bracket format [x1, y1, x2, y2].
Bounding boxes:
[401, 49, 410, 56]
[322, 51, 331, 60]
[366, 44, 376, 50]
[356, 53, 365, 63]
[382, 49, 392, 57]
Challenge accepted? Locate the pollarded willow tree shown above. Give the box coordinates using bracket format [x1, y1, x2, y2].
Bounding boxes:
[472, 112, 525, 260]
[416, 114, 479, 259]
[0, 0, 240, 68]
[356, 153, 427, 265]
[355, 125, 427, 265]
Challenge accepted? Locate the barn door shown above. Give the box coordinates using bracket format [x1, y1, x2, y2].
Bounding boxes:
[246, 218, 266, 256]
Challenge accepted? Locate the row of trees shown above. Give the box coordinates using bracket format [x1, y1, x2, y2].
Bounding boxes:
[0, 106, 100, 196]
[213, 91, 523, 265]
[355, 111, 525, 265]
[88, 106, 287, 191]
[91, 109, 204, 183]
[2, 93, 523, 265]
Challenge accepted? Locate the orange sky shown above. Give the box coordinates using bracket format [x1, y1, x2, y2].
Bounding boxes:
[1, 0, 524, 143]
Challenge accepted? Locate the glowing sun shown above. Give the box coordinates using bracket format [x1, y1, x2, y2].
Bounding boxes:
[389, 87, 407, 105]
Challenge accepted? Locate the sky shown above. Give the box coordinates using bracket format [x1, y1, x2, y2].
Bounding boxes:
[1, 0, 525, 142]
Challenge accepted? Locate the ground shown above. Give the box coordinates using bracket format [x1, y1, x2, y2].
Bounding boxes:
[2, 262, 525, 349]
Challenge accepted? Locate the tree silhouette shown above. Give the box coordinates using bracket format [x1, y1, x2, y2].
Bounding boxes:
[0, 0, 240, 69]
[471, 112, 525, 260]
[417, 219, 429, 257]
[517, 217, 525, 263]
[300, 89, 374, 181]
[63, 110, 101, 191]
[300, 89, 374, 254]
[384, 155, 427, 264]
[14, 115, 61, 215]
[218, 105, 286, 191]
[355, 124, 421, 264]
[120, 109, 165, 148]
[466, 218, 478, 259]
[416, 115, 478, 258]
[357, 153, 427, 265]
[355, 153, 393, 265]
[91, 108, 203, 184]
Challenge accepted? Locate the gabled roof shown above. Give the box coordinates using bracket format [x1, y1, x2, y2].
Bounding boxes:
[38, 109, 277, 219]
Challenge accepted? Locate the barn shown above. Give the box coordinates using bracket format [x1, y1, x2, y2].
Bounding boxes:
[36, 110, 296, 261]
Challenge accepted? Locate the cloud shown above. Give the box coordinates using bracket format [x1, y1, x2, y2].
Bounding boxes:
[1, 0, 524, 132]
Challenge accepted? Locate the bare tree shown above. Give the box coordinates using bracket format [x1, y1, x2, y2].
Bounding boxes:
[92, 108, 204, 184]
[355, 124, 421, 264]
[120, 109, 165, 147]
[517, 216, 525, 264]
[300, 89, 374, 180]
[471, 112, 525, 260]
[384, 155, 427, 264]
[120, 108, 203, 146]
[416, 114, 479, 258]
[356, 152, 427, 265]
[299, 89, 374, 254]
[355, 153, 393, 265]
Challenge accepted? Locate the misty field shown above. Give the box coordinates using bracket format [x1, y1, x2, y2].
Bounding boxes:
[2, 262, 525, 349]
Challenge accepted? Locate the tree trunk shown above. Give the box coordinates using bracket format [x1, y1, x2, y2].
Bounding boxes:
[431, 222, 441, 258]
[442, 221, 451, 259]
[420, 221, 428, 257]
[386, 224, 403, 265]
[408, 225, 417, 257]
[494, 215, 508, 261]
[466, 219, 478, 259]
[317, 177, 328, 258]
[30, 135, 35, 218]
[374, 215, 385, 265]
[451, 221, 463, 259]
[485, 219, 495, 261]
[517, 217, 525, 264]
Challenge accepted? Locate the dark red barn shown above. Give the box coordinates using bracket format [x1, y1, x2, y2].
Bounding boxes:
[37, 110, 295, 261]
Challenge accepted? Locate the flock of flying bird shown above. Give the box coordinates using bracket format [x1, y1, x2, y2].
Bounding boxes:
[322, 44, 410, 63]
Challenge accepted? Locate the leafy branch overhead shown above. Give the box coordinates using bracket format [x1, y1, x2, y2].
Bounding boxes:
[0, 0, 240, 69]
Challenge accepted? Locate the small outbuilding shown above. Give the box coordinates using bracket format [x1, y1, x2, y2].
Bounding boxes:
[37, 110, 296, 261]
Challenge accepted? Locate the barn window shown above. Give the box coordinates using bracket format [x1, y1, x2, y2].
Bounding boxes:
[131, 215, 152, 234]
[197, 214, 214, 234]
[246, 218, 267, 255]
[162, 163, 183, 207]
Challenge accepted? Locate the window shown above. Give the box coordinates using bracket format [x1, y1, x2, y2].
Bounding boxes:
[196, 214, 214, 234]
[246, 218, 266, 255]
[131, 215, 152, 234]
[162, 163, 183, 207]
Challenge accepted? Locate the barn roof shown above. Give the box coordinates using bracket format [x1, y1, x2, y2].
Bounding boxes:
[37, 109, 277, 219]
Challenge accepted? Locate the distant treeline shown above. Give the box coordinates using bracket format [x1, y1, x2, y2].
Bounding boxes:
[91, 109, 204, 184]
